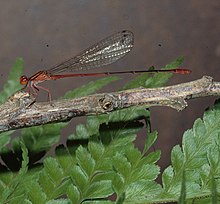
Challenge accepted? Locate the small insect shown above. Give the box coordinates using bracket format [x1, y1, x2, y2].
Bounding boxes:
[20, 30, 191, 103]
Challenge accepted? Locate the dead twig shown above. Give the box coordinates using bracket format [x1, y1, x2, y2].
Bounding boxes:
[0, 76, 219, 133]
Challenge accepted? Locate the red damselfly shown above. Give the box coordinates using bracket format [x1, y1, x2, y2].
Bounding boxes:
[20, 30, 191, 102]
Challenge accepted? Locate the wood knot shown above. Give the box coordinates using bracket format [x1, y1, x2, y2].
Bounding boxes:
[99, 96, 114, 111]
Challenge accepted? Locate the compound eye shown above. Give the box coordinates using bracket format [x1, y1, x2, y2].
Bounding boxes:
[20, 75, 28, 85]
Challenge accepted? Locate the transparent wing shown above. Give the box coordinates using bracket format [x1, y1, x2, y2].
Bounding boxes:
[47, 30, 134, 74]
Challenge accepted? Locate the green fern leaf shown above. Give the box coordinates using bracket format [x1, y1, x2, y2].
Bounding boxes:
[67, 184, 80, 203]
[46, 199, 72, 204]
[125, 180, 162, 203]
[152, 101, 220, 203]
[143, 131, 158, 153]
[25, 180, 47, 203]
[123, 56, 184, 89]
[84, 180, 112, 198]
[0, 131, 13, 153]
[0, 58, 24, 151]
[12, 122, 67, 153]
[76, 146, 96, 177]
[0, 142, 29, 203]
[63, 76, 120, 99]
[0, 58, 24, 104]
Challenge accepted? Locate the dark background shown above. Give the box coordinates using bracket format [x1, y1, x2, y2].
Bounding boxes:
[0, 1, 219, 171]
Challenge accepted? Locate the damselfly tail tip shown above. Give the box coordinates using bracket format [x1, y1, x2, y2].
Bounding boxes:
[175, 68, 192, 74]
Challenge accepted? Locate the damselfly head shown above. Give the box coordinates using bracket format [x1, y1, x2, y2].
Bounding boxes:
[20, 75, 29, 85]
